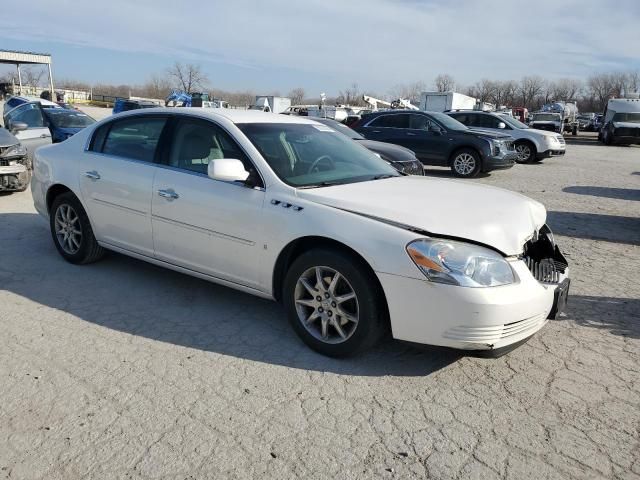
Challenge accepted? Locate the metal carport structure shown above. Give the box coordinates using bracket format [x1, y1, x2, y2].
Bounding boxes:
[0, 49, 54, 97]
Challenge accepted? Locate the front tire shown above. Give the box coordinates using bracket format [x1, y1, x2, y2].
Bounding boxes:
[283, 248, 387, 357]
[450, 149, 481, 178]
[50, 192, 105, 264]
[514, 141, 536, 164]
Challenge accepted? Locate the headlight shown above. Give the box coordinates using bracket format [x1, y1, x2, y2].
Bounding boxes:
[1, 144, 27, 158]
[406, 238, 516, 287]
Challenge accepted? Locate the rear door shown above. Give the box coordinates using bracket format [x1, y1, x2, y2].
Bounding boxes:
[359, 113, 409, 144]
[78, 114, 168, 256]
[3, 103, 52, 160]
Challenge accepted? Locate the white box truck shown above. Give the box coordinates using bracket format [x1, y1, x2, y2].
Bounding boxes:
[599, 96, 640, 145]
[249, 96, 292, 114]
[420, 91, 477, 112]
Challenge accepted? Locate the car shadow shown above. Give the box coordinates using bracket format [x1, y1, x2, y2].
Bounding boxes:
[546, 211, 640, 246]
[562, 186, 640, 201]
[0, 212, 459, 377]
[565, 295, 640, 340]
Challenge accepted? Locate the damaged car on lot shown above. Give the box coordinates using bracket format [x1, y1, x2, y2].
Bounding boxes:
[0, 128, 30, 192]
[31, 109, 570, 357]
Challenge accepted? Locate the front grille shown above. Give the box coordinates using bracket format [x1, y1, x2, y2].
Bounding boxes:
[522, 225, 568, 284]
[0, 159, 9, 167]
[535, 124, 556, 132]
[504, 140, 514, 151]
[556, 135, 566, 145]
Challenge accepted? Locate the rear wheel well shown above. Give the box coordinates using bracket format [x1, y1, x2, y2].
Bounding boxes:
[46, 184, 73, 213]
[272, 236, 388, 311]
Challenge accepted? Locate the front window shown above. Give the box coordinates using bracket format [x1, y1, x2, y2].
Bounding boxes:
[532, 113, 560, 122]
[238, 122, 399, 188]
[500, 115, 529, 129]
[428, 112, 468, 131]
[6, 103, 46, 128]
[612, 112, 640, 123]
[45, 110, 95, 129]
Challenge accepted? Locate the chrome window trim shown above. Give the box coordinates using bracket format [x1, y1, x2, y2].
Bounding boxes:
[362, 111, 437, 130]
[83, 112, 266, 192]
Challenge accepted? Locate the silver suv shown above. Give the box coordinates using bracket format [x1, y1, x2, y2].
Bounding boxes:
[447, 111, 566, 163]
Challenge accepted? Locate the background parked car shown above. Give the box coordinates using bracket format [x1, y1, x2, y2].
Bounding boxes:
[3, 101, 53, 159]
[352, 110, 517, 178]
[41, 108, 96, 143]
[312, 117, 424, 175]
[0, 128, 30, 192]
[112, 98, 158, 114]
[447, 110, 566, 163]
[3, 95, 60, 117]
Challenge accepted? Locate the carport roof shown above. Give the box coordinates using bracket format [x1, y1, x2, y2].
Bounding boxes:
[0, 49, 51, 65]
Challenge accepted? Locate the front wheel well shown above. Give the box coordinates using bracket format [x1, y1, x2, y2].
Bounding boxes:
[447, 146, 482, 166]
[46, 184, 74, 213]
[514, 139, 537, 151]
[272, 236, 388, 310]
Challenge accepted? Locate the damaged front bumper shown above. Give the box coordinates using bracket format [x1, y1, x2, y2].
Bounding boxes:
[0, 162, 29, 191]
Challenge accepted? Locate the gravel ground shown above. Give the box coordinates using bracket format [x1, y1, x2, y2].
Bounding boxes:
[0, 135, 639, 479]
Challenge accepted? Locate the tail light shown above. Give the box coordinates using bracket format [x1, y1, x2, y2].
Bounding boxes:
[349, 119, 362, 129]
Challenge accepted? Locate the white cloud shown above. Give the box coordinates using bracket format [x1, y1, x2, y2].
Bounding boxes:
[1, 0, 637, 91]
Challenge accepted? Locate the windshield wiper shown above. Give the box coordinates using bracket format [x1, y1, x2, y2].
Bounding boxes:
[371, 174, 398, 180]
[297, 181, 345, 189]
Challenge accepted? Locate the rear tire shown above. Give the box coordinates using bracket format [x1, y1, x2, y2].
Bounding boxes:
[450, 149, 481, 178]
[283, 248, 387, 357]
[50, 192, 105, 265]
[514, 141, 536, 164]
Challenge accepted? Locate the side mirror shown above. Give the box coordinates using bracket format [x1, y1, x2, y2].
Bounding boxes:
[10, 121, 28, 134]
[428, 124, 442, 134]
[208, 158, 249, 182]
[498, 122, 506, 129]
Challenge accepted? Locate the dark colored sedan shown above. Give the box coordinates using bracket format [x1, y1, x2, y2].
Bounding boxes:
[42, 108, 96, 143]
[311, 117, 424, 175]
[352, 110, 517, 178]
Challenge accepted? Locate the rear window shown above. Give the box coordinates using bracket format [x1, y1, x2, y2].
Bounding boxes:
[367, 114, 410, 129]
[89, 116, 167, 162]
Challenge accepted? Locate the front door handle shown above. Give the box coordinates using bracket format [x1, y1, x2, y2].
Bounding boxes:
[40, 134, 49, 138]
[157, 189, 179, 200]
[406, 132, 417, 136]
[84, 170, 100, 180]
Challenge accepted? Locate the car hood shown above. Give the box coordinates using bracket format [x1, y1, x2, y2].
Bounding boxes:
[296, 176, 546, 255]
[356, 139, 416, 160]
[465, 129, 513, 140]
[0, 128, 19, 147]
[529, 128, 560, 138]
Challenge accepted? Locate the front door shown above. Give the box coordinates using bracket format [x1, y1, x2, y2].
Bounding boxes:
[151, 116, 266, 288]
[78, 115, 168, 256]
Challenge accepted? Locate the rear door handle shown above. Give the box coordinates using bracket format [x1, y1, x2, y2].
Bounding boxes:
[84, 170, 100, 180]
[40, 134, 49, 138]
[406, 132, 417, 136]
[157, 189, 179, 200]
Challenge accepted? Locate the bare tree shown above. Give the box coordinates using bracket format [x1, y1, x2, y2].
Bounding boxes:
[288, 87, 306, 105]
[519, 76, 545, 109]
[166, 62, 208, 93]
[389, 81, 426, 103]
[434, 74, 455, 92]
[471, 79, 497, 103]
[337, 83, 362, 105]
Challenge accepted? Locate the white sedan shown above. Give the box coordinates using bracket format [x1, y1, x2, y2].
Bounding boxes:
[31, 108, 570, 357]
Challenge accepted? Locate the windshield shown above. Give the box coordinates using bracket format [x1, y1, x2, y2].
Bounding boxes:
[500, 115, 529, 129]
[238, 122, 398, 187]
[613, 112, 640, 123]
[312, 117, 364, 140]
[429, 112, 468, 131]
[45, 110, 96, 128]
[532, 113, 560, 122]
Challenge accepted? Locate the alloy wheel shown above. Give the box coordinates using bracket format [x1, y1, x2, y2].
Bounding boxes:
[294, 266, 359, 344]
[516, 144, 531, 162]
[453, 153, 476, 176]
[54, 204, 83, 254]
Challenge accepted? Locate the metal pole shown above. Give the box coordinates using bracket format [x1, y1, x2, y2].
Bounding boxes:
[16, 64, 22, 93]
[48, 62, 54, 101]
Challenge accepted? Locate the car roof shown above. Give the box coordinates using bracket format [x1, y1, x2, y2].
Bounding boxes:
[13, 96, 59, 107]
[107, 107, 328, 125]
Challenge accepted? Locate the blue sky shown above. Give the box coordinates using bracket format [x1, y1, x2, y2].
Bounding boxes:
[1, 0, 638, 96]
